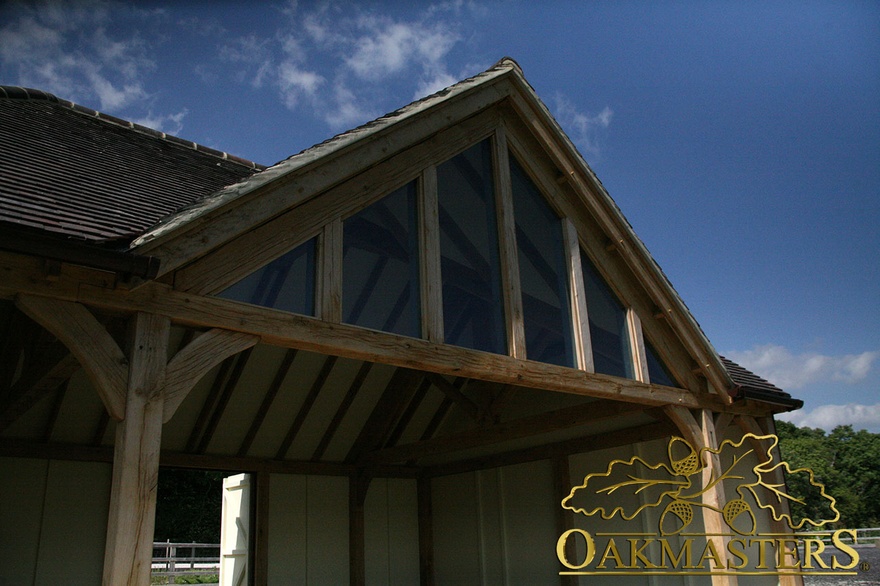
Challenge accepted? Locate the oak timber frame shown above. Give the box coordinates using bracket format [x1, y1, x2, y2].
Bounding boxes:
[0, 60, 800, 585]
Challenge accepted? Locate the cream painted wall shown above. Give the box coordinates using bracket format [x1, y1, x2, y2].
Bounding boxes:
[364, 478, 420, 584]
[0, 457, 111, 586]
[267, 474, 420, 586]
[432, 460, 559, 585]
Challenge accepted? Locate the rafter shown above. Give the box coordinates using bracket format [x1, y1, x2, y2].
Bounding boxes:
[238, 349, 297, 457]
[313, 361, 373, 460]
[276, 355, 337, 460]
[345, 368, 423, 464]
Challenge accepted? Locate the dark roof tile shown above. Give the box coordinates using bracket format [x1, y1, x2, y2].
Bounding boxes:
[720, 356, 802, 409]
[0, 86, 266, 244]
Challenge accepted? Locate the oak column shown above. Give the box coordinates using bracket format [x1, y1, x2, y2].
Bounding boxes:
[103, 312, 170, 586]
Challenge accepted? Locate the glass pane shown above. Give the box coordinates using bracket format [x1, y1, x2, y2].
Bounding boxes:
[437, 140, 506, 354]
[509, 155, 574, 367]
[217, 238, 316, 316]
[581, 252, 634, 378]
[645, 338, 679, 387]
[343, 181, 420, 337]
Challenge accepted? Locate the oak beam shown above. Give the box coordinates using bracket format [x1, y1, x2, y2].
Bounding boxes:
[16, 295, 127, 420]
[563, 218, 593, 373]
[699, 408, 737, 586]
[419, 166, 444, 343]
[492, 126, 526, 359]
[82, 284, 708, 409]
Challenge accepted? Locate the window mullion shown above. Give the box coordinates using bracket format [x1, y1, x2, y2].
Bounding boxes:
[419, 166, 444, 343]
[492, 126, 526, 359]
[317, 218, 343, 323]
[565, 220, 594, 373]
[627, 308, 650, 383]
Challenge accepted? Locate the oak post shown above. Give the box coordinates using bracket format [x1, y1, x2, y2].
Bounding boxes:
[737, 415, 804, 586]
[698, 408, 737, 586]
[103, 312, 170, 586]
[664, 406, 737, 586]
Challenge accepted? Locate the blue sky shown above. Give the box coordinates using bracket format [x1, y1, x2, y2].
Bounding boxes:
[2, 0, 878, 432]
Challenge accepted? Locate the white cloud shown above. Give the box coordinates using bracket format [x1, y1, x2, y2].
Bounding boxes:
[219, 1, 471, 131]
[777, 403, 880, 433]
[414, 72, 458, 100]
[552, 94, 613, 158]
[323, 82, 376, 129]
[277, 63, 325, 109]
[345, 16, 459, 81]
[0, 0, 200, 142]
[132, 109, 188, 135]
[725, 344, 879, 390]
[0, 1, 156, 112]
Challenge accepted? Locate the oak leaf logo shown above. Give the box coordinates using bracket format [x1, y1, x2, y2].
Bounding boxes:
[561, 433, 839, 535]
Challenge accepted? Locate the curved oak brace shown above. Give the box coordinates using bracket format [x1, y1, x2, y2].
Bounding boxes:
[15, 294, 127, 420]
[662, 404, 703, 450]
[163, 329, 259, 422]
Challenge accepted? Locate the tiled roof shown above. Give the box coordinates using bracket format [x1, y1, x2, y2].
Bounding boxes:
[0, 86, 265, 244]
[720, 356, 802, 408]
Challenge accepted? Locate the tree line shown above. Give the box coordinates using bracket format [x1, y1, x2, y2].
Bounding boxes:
[776, 420, 880, 529]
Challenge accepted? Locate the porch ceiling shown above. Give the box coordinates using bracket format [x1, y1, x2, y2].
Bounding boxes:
[0, 303, 678, 476]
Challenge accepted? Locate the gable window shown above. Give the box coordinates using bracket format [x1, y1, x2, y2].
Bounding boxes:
[437, 139, 507, 355]
[509, 155, 575, 367]
[644, 338, 679, 387]
[343, 181, 420, 338]
[217, 237, 316, 316]
[580, 252, 634, 379]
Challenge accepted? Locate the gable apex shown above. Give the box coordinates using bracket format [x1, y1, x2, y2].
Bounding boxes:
[131, 58, 525, 253]
[122, 58, 742, 404]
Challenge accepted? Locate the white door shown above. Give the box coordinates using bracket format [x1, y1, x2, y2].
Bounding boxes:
[220, 473, 250, 586]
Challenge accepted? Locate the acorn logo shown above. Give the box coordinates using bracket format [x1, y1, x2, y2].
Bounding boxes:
[561, 433, 839, 536]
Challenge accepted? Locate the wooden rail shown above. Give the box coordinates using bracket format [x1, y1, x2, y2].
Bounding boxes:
[151, 541, 220, 578]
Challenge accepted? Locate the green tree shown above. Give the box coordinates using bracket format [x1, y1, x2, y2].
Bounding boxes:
[776, 420, 880, 529]
[154, 468, 227, 544]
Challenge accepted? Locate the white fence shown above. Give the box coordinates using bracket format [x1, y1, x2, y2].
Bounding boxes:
[797, 527, 880, 545]
[152, 541, 220, 579]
